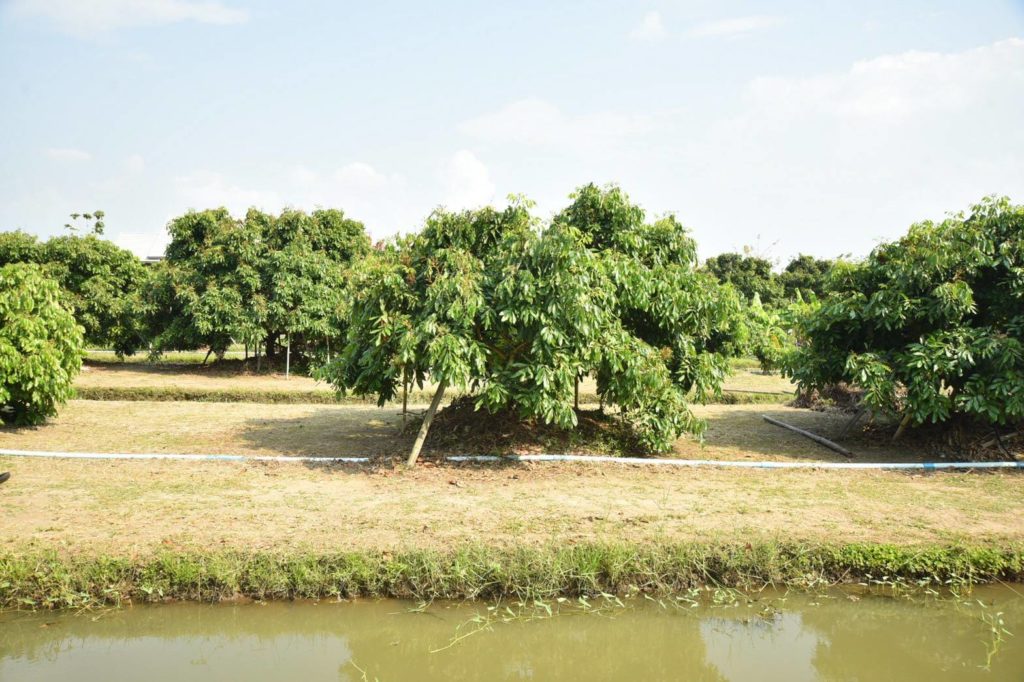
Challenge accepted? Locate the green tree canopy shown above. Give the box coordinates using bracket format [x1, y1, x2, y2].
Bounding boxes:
[704, 252, 783, 306]
[39, 234, 149, 355]
[325, 189, 747, 461]
[556, 183, 748, 399]
[253, 207, 370, 360]
[0, 263, 83, 425]
[149, 208, 263, 357]
[0, 230, 148, 355]
[151, 207, 370, 362]
[786, 196, 1024, 431]
[779, 254, 834, 300]
[0, 231, 43, 265]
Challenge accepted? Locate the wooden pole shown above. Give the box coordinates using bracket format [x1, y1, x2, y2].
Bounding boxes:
[285, 335, 291, 379]
[762, 415, 853, 458]
[574, 376, 579, 411]
[407, 379, 447, 466]
[256, 342, 261, 372]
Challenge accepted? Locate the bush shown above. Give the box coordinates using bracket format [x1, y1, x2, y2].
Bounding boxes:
[0, 264, 84, 424]
[786, 196, 1024, 430]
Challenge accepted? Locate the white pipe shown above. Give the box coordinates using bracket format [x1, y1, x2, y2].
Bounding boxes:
[0, 449, 367, 463]
[0, 448, 1020, 470]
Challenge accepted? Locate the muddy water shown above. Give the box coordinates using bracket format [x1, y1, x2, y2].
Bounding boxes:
[2, 587, 1023, 681]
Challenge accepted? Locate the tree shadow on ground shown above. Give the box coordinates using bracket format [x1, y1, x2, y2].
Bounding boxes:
[678, 405, 937, 462]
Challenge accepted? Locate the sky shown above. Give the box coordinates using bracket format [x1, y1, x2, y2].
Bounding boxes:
[1, 0, 1023, 264]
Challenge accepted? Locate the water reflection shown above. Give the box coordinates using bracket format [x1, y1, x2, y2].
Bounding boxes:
[1, 588, 1021, 681]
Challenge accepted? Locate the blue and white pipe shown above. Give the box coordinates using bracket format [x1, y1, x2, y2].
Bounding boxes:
[0, 448, 1020, 470]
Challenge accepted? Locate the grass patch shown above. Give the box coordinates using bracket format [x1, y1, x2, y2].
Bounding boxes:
[2, 542, 1020, 609]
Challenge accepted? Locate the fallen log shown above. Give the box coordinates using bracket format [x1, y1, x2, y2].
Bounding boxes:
[762, 415, 854, 458]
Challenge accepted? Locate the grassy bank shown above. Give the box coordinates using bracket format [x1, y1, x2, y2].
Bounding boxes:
[3, 542, 1021, 609]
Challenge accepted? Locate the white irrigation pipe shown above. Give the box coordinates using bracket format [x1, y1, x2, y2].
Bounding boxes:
[0, 448, 1020, 470]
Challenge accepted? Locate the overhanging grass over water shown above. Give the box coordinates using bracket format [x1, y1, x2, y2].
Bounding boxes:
[3, 543, 1022, 609]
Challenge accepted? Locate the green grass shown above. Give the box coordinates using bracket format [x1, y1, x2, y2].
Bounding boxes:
[2, 542, 1021, 609]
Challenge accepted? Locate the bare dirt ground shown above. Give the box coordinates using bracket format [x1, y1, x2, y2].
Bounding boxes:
[0, 455, 1020, 557]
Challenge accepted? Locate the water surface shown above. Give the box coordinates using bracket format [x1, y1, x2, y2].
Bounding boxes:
[2, 587, 1022, 681]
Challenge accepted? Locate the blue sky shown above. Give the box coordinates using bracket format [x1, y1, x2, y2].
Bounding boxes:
[2, 0, 1022, 262]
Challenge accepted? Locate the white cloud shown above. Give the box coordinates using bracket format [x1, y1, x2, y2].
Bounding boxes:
[687, 15, 783, 38]
[681, 38, 1024, 259]
[440, 150, 495, 210]
[744, 38, 1024, 122]
[45, 147, 91, 161]
[629, 11, 666, 42]
[459, 98, 654, 149]
[174, 170, 281, 214]
[9, 0, 249, 35]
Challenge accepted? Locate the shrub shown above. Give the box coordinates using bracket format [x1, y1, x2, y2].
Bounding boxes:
[0, 264, 83, 424]
[786, 196, 1024, 431]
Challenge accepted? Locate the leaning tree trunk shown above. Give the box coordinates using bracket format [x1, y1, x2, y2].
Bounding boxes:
[406, 379, 448, 466]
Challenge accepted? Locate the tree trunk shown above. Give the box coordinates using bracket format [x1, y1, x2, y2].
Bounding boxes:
[893, 411, 912, 441]
[202, 348, 213, 366]
[574, 376, 580, 411]
[402, 375, 409, 427]
[265, 333, 278, 360]
[406, 379, 447, 466]
[256, 342, 261, 372]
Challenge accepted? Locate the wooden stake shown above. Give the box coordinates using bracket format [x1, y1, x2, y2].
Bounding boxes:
[762, 415, 853, 458]
[407, 379, 447, 466]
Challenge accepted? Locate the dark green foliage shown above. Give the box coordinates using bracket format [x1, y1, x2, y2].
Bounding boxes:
[556, 184, 748, 403]
[150, 207, 370, 361]
[325, 188, 747, 454]
[150, 208, 263, 356]
[704, 252, 783, 306]
[0, 264, 83, 424]
[779, 254, 834, 300]
[787, 196, 1024, 429]
[0, 230, 147, 355]
[39, 235, 149, 355]
[254, 208, 370, 360]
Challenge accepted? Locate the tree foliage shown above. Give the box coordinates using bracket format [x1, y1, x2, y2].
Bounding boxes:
[0, 264, 83, 425]
[704, 252, 783, 306]
[786, 196, 1024, 429]
[779, 254, 834, 300]
[324, 187, 748, 454]
[149, 207, 370, 360]
[148, 208, 263, 357]
[0, 230, 148, 355]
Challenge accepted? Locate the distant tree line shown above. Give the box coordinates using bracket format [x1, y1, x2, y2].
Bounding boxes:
[1, 191, 1020, 453]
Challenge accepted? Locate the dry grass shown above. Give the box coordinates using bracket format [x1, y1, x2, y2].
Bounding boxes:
[0, 400, 927, 461]
[0, 454, 1020, 558]
[77, 362, 331, 393]
[721, 369, 795, 394]
[75, 362, 794, 401]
